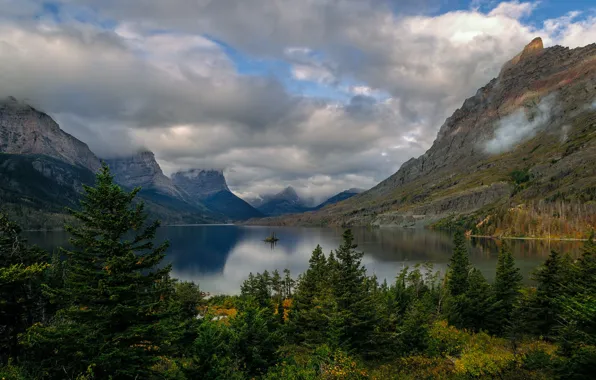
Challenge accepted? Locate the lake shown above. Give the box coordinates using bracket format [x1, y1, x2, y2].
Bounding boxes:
[23, 225, 585, 295]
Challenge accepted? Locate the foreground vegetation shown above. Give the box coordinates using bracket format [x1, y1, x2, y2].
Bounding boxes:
[1, 165, 595, 379]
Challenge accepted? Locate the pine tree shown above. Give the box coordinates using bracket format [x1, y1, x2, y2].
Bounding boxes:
[492, 243, 523, 335]
[331, 230, 377, 355]
[292, 245, 330, 345]
[447, 230, 471, 297]
[558, 235, 596, 350]
[23, 164, 173, 378]
[530, 250, 571, 337]
[282, 268, 295, 299]
[271, 269, 283, 303]
[0, 213, 48, 364]
[459, 268, 493, 332]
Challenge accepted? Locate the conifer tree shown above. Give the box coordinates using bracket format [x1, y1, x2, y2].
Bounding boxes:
[0, 213, 48, 363]
[331, 230, 377, 354]
[492, 243, 523, 335]
[558, 234, 596, 350]
[459, 268, 493, 332]
[447, 230, 471, 297]
[23, 164, 173, 379]
[271, 269, 283, 303]
[292, 245, 329, 345]
[530, 250, 571, 337]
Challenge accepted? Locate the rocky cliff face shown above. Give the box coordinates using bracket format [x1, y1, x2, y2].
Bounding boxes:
[252, 38, 596, 230]
[0, 97, 101, 172]
[105, 151, 185, 199]
[171, 169, 230, 199]
[172, 168, 262, 220]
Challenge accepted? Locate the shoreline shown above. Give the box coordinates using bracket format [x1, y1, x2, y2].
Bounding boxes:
[469, 234, 589, 242]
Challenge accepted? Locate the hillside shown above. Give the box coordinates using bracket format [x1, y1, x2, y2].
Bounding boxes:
[252, 38, 596, 238]
[314, 188, 365, 210]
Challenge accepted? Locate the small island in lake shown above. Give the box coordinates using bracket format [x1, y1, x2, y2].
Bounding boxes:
[264, 232, 279, 243]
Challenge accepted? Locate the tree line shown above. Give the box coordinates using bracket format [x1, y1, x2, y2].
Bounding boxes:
[1, 164, 595, 379]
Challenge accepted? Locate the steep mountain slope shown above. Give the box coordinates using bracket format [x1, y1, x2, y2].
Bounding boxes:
[172, 169, 263, 220]
[0, 153, 96, 229]
[257, 186, 312, 216]
[315, 188, 365, 210]
[254, 38, 596, 237]
[105, 151, 186, 200]
[0, 97, 101, 172]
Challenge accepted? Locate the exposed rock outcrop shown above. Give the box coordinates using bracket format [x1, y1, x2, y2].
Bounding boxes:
[171, 169, 230, 198]
[172, 169, 262, 220]
[105, 151, 185, 199]
[0, 97, 101, 172]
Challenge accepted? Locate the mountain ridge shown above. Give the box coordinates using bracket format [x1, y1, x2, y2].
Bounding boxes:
[248, 38, 596, 238]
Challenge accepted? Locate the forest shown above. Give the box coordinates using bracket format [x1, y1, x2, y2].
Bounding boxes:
[1, 165, 595, 379]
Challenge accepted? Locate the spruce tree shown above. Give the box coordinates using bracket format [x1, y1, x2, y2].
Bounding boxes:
[292, 245, 329, 345]
[0, 213, 48, 363]
[530, 250, 571, 337]
[491, 243, 523, 335]
[459, 268, 493, 332]
[447, 230, 471, 297]
[23, 164, 173, 378]
[331, 230, 377, 355]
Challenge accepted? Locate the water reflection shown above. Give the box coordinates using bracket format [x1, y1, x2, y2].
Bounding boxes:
[23, 225, 583, 295]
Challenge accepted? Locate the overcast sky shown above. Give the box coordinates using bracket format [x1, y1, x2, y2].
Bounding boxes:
[1, 0, 595, 202]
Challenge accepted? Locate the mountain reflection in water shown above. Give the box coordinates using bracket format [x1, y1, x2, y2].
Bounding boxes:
[24, 225, 583, 295]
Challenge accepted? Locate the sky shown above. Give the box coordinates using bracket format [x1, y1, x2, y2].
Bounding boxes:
[1, 0, 596, 203]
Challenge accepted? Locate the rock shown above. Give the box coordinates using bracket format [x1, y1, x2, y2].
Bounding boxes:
[172, 168, 262, 220]
[171, 169, 230, 198]
[104, 151, 185, 199]
[0, 97, 101, 172]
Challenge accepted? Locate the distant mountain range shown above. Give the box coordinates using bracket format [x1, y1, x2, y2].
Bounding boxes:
[0, 97, 263, 227]
[245, 186, 365, 216]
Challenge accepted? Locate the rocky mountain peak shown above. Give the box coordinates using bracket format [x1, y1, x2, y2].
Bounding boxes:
[0, 97, 101, 172]
[500, 37, 544, 76]
[277, 186, 299, 201]
[171, 169, 230, 199]
[104, 151, 184, 199]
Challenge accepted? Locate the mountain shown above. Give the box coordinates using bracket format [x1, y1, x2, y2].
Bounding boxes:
[104, 153, 226, 223]
[0, 97, 101, 172]
[172, 169, 263, 220]
[257, 186, 312, 216]
[0, 98, 219, 227]
[104, 151, 186, 200]
[315, 188, 365, 210]
[253, 38, 596, 237]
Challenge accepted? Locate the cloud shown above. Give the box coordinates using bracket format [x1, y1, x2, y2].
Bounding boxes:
[1, 1, 596, 200]
[483, 95, 555, 155]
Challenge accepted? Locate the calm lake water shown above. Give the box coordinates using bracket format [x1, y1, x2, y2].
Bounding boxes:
[23, 226, 585, 295]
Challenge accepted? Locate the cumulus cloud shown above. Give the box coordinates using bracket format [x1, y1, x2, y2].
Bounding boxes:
[1, 0, 595, 199]
[484, 95, 555, 155]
